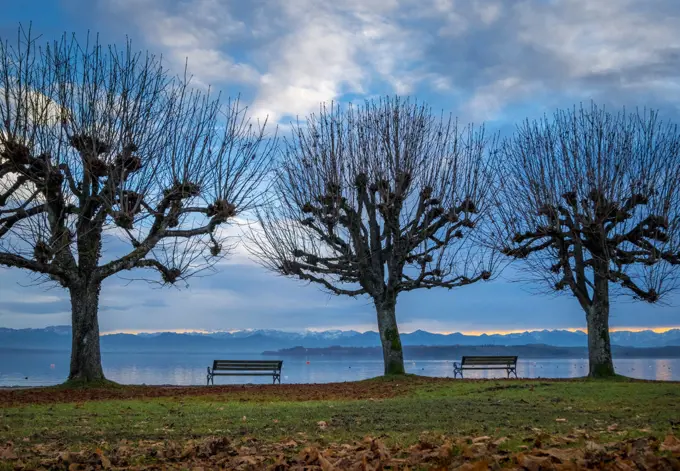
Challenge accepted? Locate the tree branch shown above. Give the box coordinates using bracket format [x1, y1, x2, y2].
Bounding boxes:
[282, 259, 367, 296]
[0, 251, 71, 285]
[0, 204, 49, 237]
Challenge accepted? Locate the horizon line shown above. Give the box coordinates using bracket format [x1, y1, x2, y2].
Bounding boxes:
[94, 326, 680, 336]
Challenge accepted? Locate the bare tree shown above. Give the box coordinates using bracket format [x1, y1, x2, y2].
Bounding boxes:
[492, 103, 680, 377]
[250, 97, 497, 375]
[0, 28, 275, 383]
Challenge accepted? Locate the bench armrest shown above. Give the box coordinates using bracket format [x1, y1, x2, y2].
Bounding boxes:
[207, 366, 212, 375]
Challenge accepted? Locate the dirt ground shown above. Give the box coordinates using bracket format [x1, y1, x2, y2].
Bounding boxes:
[0, 376, 451, 407]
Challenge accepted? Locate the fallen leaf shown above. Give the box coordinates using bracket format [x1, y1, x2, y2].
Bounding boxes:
[318, 453, 336, 471]
[438, 441, 454, 458]
[660, 435, 680, 453]
[457, 460, 490, 471]
[610, 461, 635, 471]
[556, 418, 568, 423]
[100, 453, 112, 469]
[493, 437, 508, 446]
[370, 438, 390, 460]
[0, 448, 17, 460]
[299, 446, 319, 463]
[538, 447, 582, 464]
[241, 416, 247, 422]
[585, 440, 606, 455]
[236, 455, 258, 466]
[317, 421, 328, 430]
[472, 436, 491, 443]
[517, 453, 550, 471]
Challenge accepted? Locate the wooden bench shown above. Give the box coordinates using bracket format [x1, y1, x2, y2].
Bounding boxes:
[207, 360, 283, 385]
[453, 356, 518, 378]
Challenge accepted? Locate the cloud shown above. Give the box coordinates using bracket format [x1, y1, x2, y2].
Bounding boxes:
[248, 0, 428, 123]
[100, 0, 448, 124]
[0, 292, 71, 315]
[423, 0, 680, 122]
[102, 0, 260, 87]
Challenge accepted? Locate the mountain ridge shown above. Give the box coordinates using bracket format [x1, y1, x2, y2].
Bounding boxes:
[0, 326, 679, 352]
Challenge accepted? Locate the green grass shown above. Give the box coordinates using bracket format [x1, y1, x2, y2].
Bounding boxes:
[1, 377, 679, 450]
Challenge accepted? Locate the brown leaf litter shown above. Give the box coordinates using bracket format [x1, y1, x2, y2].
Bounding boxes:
[0, 433, 679, 470]
[0, 377, 452, 408]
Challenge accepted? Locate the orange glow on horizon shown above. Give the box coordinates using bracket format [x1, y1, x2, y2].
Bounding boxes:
[609, 326, 679, 333]
[100, 326, 680, 336]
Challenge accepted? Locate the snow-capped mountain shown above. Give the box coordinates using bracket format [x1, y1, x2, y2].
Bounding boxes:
[0, 326, 679, 352]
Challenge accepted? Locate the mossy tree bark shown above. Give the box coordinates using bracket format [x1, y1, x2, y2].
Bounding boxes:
[68, 282, 105, 382]
[585, 271, 615, 378]
[375, 298, 405, 375]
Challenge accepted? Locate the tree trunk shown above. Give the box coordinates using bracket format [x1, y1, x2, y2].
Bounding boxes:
[586, 274, 615, 378]
[374, 299, 405, 375]
[68, 282, 105, 382]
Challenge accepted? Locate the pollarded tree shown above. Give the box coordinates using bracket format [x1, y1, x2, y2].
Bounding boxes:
[493, 104, 680, 377]
[0, 28, 274, 383]
[251, 97, 497, 375]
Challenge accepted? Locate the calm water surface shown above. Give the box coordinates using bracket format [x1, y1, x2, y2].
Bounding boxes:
[0, 350, 677, 386]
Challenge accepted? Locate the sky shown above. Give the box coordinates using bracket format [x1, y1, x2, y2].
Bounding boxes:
[0, 0, 679, 334]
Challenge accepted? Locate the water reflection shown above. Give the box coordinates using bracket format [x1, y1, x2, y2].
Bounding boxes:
[1, 351, 679, 386]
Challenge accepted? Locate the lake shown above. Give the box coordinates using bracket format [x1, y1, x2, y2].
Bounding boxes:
[0, 350, 678, 386]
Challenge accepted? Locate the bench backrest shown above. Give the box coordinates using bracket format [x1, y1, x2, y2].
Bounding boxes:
[212, 360, 283, 371]
[461, 356, 517, 366]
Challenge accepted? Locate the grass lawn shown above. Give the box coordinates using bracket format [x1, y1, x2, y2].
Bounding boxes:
[1, 376, 679, 469]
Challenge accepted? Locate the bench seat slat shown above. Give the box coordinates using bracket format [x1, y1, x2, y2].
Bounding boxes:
[453, 356, 518, 379]
[458, 366, 515, 370]
[207, 359, 283, 385]
[211, 372, 282, 376]
[213, 366, 282, 370]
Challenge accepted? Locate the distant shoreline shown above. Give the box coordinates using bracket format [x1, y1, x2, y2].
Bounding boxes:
[262, 344, 680, 359]
[3, 344, 680, 359]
